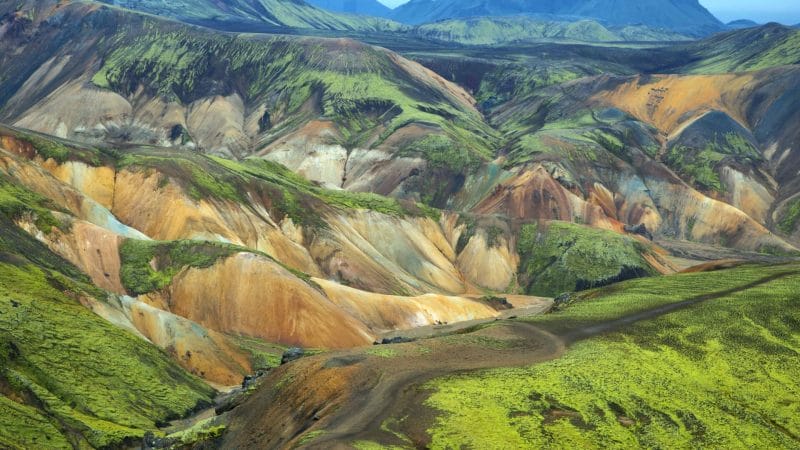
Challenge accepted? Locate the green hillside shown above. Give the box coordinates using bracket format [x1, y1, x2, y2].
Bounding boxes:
[425, 263, 800, 448]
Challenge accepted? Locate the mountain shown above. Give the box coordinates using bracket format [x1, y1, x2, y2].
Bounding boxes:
[413, 17, 690, 45]
[676, 23, 800, 73]
[306, 0, 392, 17]
[2, 3, 798, 253]
[391, 0, 724, 36]
[2, 0, 800, 448]
[97, 0, 403, 31]
[727, 19, 760, 29]
[0, 0, 494, 203]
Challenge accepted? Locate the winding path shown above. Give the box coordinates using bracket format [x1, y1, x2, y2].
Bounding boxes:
[226, 269, 798, 449]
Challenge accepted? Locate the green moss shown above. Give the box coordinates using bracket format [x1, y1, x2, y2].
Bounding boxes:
[3, 128, 105, 167]
[91, 28, 493, 156]
[0, 175, 63, 235]
[477, 65, 588, 109]
[119, 153, 244, 202]
[687, 28, 800, 74]
[399, 135, 483, 174]
[353, 440, 407, 450]
[297, 430, 327, 446]
[665, 133, 761, 193]
[778, 197, 800, 235]
[231, 335, 286, 371]
[165, 416, 225, 447]
[0, 262, 214, 448]
[214, 157, 435, 220]
[506, 134, 547, 166]
[425, 264, 800, 449]
[665, 145, 724, 192]
[366, 347, 399, 358]
[119, 239, 240, 295]
[455, 216, 477, 254]
[517, 221, 655, 297]
[0, 395, 72, 450]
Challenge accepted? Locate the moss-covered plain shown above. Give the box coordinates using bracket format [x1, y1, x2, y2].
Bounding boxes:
[424, 263, 800, 449]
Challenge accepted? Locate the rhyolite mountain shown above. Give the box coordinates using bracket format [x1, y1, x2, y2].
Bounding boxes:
[306, 0, 392, 17]
[391, 0, 724, 35]
[1, 1, 799, 254]
[1, 0, 800, 448]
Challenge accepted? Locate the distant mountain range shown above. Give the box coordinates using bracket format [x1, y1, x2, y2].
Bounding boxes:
[389, 0, 724, 36]
[99, 0, 402, 31]
[726, 19, 760, 29]
[412, 17, 690, 45]
[306, 0, 391, 16]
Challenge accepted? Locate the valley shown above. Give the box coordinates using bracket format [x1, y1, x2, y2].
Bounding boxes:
[0, 0, 798, 449]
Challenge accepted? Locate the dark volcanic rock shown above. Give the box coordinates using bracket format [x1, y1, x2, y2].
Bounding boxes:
[281, 347, 305, 365]
[624, 223, 654, 240]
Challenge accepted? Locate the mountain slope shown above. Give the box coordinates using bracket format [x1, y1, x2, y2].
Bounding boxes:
[306, 0, 391, 17]
[97, 0, 402, 31]
[727, 19, 759, 29]
[677, 23, 800, 73]
[0, 178, 215, 447]
[391, 0, 723, 35]
[413, 17, 689, 45]
[0, 0, 495, 204]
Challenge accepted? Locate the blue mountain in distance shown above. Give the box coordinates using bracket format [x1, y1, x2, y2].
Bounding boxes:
[727, 19, 760, 29]
[306, 0, 392, 17]
[390, 0, 724, 36]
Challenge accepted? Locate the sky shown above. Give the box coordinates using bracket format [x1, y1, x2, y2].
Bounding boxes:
[376, 0, 800, 24]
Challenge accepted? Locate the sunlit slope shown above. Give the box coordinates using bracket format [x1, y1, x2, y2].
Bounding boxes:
[0, 0, 495, 204]
[424, 263, 800, 448]
[0, 181, 215, 448]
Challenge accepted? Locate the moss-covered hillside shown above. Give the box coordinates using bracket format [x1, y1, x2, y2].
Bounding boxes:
[517, 221, 659, 297]
[425, 262, 800, 448]
[0, 182, 214, 448]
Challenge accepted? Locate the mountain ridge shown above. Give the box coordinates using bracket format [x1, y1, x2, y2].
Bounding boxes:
[306, 0, 392, 17]
[390, 0, 724, 35]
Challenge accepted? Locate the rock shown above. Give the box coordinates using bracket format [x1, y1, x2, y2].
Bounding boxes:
[554, 293, 572, 306]
[242, 375, 256, 389]
[480, 295, 513, 311]
[281, 347, 305, 365]
[379, 336, 415, 345]
[624, 223, 654, 240]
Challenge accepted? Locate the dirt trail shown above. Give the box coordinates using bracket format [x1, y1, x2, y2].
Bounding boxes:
[224, 270, 799, 449]
[307, 322, 566, 449]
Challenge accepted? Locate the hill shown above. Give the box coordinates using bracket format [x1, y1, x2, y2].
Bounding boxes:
[391, 0, 723, 36]
[677, 23, 800, 73]
[0, 0, 496, 204]
[306, 0, 392, 17]
[727, 19, 759, 29]
[96, 0, 403, 31]
[413, 17, 689, 45]
[221, 262, 800, 448]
